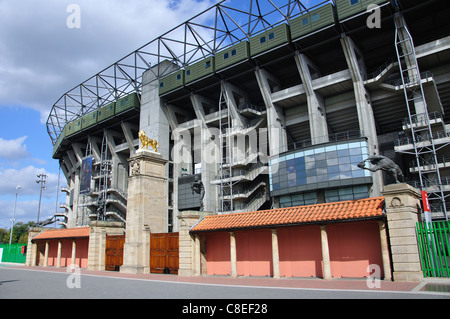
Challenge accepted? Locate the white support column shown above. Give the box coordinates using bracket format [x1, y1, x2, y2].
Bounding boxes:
[294, 53, 329, 145]
[378, 221, 392, 281]
[56, 240, 62, 268]
[194, 234, 201, 276]
[341, 35, 381, 196]
[191, 94, 220, 213]
[271, 229, 280, 279]
[230, 232, 237, 278]
[121, 121, 138, 157]
[71, 239, 77, 267]
[320, 226, 332, 280]
[255, 68, 288, 156]
[44, 241, 49, 267]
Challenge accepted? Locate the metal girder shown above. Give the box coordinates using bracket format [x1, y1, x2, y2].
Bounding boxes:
[46, 0, 328, 143]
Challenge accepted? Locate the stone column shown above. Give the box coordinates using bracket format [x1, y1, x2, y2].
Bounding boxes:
[56, 240, 62, 268]
[230, 232, 238, 278]
[378, 221, 392, 281]
[382, 183, 423, 282]
[121, 149, 168, 274]
[194, 235, 201, 276]
[178, 210, 214, 277]
[44, 241, 49, 267]
[320, 225, 332, 280]
[26, 227, 44, 266]
[271, 229, 280, 279]
[71, 239, 77, 267]
[87, 221, 125, 271]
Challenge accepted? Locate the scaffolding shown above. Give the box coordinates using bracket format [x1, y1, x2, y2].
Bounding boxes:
[97, 131, 112, 221]
[394, 13, 448, 221]
[219, 82, 234, 213]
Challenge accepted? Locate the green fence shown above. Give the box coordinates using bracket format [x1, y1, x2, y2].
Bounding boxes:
[416, 221, 450, 278]
[0, 243, 27, 264]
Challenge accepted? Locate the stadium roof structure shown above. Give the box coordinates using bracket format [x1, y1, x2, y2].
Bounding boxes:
[46, 0, 334, 144]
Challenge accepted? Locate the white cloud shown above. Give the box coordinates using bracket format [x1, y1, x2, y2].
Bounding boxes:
[0, 165, 59, 197]
[0, 136, 30, 160]
[0, 199, 57, 229]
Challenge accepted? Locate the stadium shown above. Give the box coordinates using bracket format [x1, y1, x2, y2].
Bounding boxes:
[47, 0, 450, 231]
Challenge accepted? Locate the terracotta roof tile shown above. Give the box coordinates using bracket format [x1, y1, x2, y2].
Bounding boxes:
[32, 227, 90, 241]
[191, 197, 385, 233]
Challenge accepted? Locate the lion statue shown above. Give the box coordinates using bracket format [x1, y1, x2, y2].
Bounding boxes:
[138, 130, 159, 152]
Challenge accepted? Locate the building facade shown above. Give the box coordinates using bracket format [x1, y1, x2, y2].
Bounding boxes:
[48, 0, 450, 231]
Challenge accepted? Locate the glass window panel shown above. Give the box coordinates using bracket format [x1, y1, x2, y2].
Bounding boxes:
[304, 192, 317, 200]
[337, 143, 349, 150]
[297, 176, 306, 185]
[326, 151, 337, 159]
[340, 171, 352, 179]
[315, 160, 327, 168]
[306, 161, 315, 170]
[340, 195, 354, 201]
[306, 168, 317, 177]
[317, 174, 328, 182]
[325, 196, 339, 203]
[352, 170, 365, 178]
[353, 185, 368, 193]
[339, 164, 351, 171]
[288, 172, 296, 180]
[314, 147, 325, 154]
[280, 196, 291, 203]
[307, 176, 317, 184]
[316, 167, 327, 175]
[338, 187, 353, 195]
[327, 158, 338, 166]
[288, 179, 297, 187]
[338, 149, 349, 157]
[315, 152, 326, 161]
[350, 155, 363, 164]
[328, 172, 340, 180]
[348, 142, 361, 149]
[349, 147, 362, 156]
[338, 156, 350, 164]
[327, 165, 340, 174]
[325, 145, 337, 152]
[304, 149, 314, 156]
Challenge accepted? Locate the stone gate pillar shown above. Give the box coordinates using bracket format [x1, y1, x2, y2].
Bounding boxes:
[120, 149, 168, 274]
[382, 183, 424, 282]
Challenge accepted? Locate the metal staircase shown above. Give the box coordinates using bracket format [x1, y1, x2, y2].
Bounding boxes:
[219, 82, 234, 213]
[97, 131, 112, 221]
[394, 13, 448, 221]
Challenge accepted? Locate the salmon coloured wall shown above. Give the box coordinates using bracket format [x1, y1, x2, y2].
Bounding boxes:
[236, 229, 273, 277]
[37, 238, 89, 269]
[206, 232, 231, 275]
[327, 221, 383, 278]
[278, 225, 323, 278]
[204, 221, 384, 279]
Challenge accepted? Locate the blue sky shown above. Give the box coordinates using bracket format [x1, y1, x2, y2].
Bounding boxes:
[0, 0, 323, 229]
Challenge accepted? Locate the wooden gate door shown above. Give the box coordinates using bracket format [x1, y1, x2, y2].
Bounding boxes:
[150, 233, 179, 274]
[105, 235, 125, 271]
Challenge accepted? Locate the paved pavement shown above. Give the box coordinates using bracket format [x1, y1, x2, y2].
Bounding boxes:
[1, 264, 449, 302]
